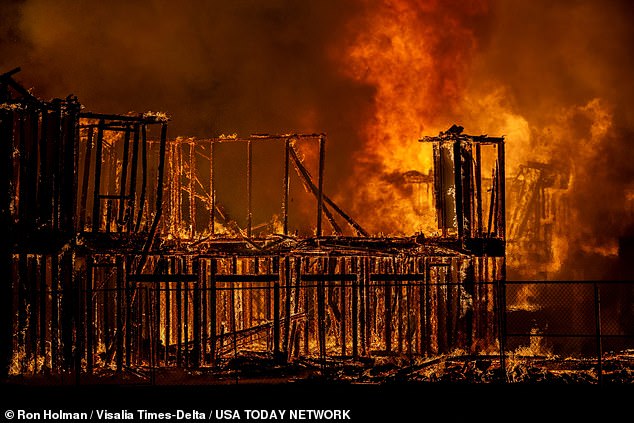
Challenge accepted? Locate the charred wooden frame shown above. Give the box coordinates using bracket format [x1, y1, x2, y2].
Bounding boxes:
[1, 71, 506, 380]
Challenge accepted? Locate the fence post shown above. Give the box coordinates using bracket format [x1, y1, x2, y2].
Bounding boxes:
[593, 282, 603, 385]
[497, 277, 507, 381]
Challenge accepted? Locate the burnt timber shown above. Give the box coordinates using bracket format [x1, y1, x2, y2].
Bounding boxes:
[1, 70, 506, 379]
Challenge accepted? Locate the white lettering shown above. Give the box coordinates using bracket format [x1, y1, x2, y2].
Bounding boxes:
[176, 410, 205, 419]
[43, 410, 88, 420]
[17, 410, 41, 420]
[137, 410, 172, 420]
[286, 410, 350, 420]
[244, 410, 289, 420]
[216, 410, 241, 419]
[289, 410, 306, 419]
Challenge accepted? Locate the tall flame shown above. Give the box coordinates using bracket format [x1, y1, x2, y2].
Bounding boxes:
[336, 0, 620, 283]
[337, 0, 489, 235]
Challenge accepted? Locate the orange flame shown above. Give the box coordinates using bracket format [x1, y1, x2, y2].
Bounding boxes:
[336, 0, 620, 282]
[336, 0, 489, 235]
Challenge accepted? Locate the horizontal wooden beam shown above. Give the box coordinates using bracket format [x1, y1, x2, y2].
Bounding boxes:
[214, 274, 279, 283]
[370, 274, 426, 281]
[301, 274, 357, 282]
[128, 274, 198, 283]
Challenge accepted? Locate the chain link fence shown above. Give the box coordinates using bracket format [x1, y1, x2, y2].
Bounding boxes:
[504, 280, 634, 384]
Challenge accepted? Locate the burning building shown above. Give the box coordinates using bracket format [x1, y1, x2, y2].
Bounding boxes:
[0, 69, 506, 380]
[2, 0, 634, 386]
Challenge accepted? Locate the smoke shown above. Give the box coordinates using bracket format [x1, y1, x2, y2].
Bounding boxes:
[2, 0, 634, 278]
[469, 0, 634, 279]
[0, 0, 373, 173]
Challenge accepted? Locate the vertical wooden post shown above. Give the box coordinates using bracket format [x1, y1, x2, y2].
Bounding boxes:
[85, 257, 93, 374]
[396, 260, 403, 355]
[0, 109, 12, 377]
[273, 257, 281, 359]
[176, 143, 182, 234]
[164, 260, 171, 365]
[183, 257, 190, 367]
[230, 256, 237, 359]
[247, 140, 253, 238]
[487, 166, 497, 238]
[454, 260, 463, 349]
[18, 113, 29, 230]
[317, 258, 327, 362]
[117, 127, 131, 230]
[316, 136, 325, 237]
[209, 141, 215, 235]
[497, 141, 506, 239]
[28, 255, 40, 372]
[91, 121, 104, 232]
[192, 258, 200, 368]
[406, 260, 413, 359]
[175, 258, 182, 367]
[424, 260, 431, 356]
[135, 272, 142, 366]
[189, 142, 196, 238]
[437, 266, 447, 354]
[446, 261, 453, 349]
[105, 200, 113, 233]
[463, 145, 473, 237]
[134, 124, 147, 232]
[137, 123, 167, 274]
[128, 124, 140, 233]
[359, 257, 366, 357]
[419, 258, 426, 356]
[28, 111, 39, 229]
[146, 286, 155, 384]
[39, 256, 48, 366]
[17, 254, 27, 373]
[351, 257, 358, 359]
[37, 110, 50, 228]
[498, 258, 507, 379]
[209, 259, 217, 365]
[291, 257, 302, 359]
[283, 138, 290, 235]
[115, 256, 124, 372]
[364, 257, 371, 356]
[303, 257, 310, 356]
[201, 259, 207, 365]
[50, 101, 61, 232]
[74, 254, 84, 383]
[340, 258, 346, 357]
[453, 140, 464, 239]
[125, 257, 132, 368]
[244, 259, 251, 337]
[385, 268, 392, 354]
[475, 143, 483, 237]
[481, 258, 488, 346]
[62, 98, 79, 235]
[265, 258, 271, 322]
[100, 268, 111, 369]
[60, 252, 74, 372]
[79, 126, 93, 230]
[283, 256, 292, 357]
[154, 270, 160, 374]
[49, 254, 59, 372]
